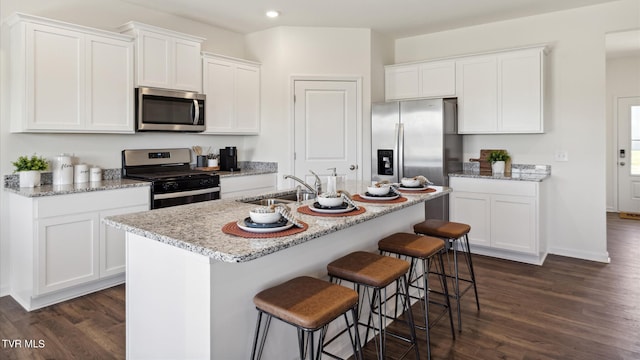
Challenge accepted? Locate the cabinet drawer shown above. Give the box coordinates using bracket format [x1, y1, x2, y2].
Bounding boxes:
[220, 174, 276, 194]
[450, 177, 537, 197]
[37, 187, 150, 218]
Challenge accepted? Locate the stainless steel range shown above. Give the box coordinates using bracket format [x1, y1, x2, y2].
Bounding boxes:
[122, 148, 220, 209]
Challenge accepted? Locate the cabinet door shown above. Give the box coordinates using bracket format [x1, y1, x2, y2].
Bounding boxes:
[203, 56, 261, 135]
[136, 30, 171, 88]
[220, 174, 276, 199]
[203, 58, 235, 133]
[100, 205, 148, 277]
[449, 191, 491, 247]
[36, 213, 100, 295]
[491, 195, 537, 254]
[86, 35, 134, 133]
[456, 55, 498, 133]
[173, 38, 202, 92]
[499, 50, 543, 133]
[385, 64, 420, 100]
[234, 63, 260, 133]
[420, 60, 455, 98]
[26, 23, 85, 131]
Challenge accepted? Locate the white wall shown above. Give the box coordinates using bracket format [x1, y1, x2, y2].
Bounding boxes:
[394, 0, 640, 262]
[606, 55, 640, 211]
[0, 0, 248, 294]
[244, 27, 374, 189]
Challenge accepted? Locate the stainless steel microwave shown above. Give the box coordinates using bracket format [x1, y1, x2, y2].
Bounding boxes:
[136, 87, 205, 132]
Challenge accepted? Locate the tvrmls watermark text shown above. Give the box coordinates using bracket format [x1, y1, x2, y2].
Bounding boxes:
[2, 339, 45, 349]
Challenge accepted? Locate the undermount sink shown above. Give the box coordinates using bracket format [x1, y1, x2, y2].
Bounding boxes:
[239, 191, 315, 206]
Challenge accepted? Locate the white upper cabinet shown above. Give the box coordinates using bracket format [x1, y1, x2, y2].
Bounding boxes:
[202, 53, 261, 135]
[7, 13, 135, 133]
[456, 55, 499, 133]
[119, 22, 204, 92]
[457, 46, 546, 134]
[385, 45, 546, 134]
[385, 60, 455, 100]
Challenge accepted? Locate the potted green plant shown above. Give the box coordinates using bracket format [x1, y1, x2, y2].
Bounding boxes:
[12, 154, 48, 188]
[487, 150, 510, 175]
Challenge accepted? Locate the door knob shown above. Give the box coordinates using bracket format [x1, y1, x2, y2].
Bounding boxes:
[620, 162, 626, 166]
[349, 164, 358, 170]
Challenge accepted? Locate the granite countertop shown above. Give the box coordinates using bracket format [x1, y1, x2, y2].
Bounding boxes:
[4, 178, 150, 197]
[4, 161, 277, 197]
[449, 170, 550, 182]
[217, 168, 277, 178]
[104, 183, 451, 263]
[450, 163, 551, 182]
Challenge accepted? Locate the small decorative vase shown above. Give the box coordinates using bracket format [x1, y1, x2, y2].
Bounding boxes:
[19, 170, 41, 188]
[491, 161, 505, 175]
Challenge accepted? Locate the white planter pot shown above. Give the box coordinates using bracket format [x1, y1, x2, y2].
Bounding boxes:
[491, 161, 505, 175]
[19, 170, 41, 188]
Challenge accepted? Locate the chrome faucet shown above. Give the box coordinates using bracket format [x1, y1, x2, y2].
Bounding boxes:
[284, 171, 322, 195]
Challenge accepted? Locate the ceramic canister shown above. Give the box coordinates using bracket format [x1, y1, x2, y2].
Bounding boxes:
[74, 164, 89, 183]
[90, 167, 102, 182]
[52, 154, 73, 185]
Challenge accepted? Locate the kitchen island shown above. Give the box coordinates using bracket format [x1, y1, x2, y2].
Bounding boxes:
[104, 183, 450, 359]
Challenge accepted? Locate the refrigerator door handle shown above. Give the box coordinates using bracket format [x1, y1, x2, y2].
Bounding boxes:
[398, 123, 404, 180]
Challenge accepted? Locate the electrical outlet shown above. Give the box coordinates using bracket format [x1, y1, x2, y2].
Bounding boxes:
[554, 150, 569, 162]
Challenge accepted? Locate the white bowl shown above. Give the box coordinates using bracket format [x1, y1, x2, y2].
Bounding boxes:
[317, 193, 344, 207]
[249, 208, 282, 224]
[367, 185, 390, 195]
[401, 177, 421, 187]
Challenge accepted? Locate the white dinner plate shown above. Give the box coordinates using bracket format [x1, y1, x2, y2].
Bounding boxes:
[359, 193, 400, 201]
[308, 203, 356, 214]
[236, 219, 294, 233]
[396, 185, 429, 191]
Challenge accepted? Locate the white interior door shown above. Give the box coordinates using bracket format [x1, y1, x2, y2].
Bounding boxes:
[293, 80, 359, 190]
[617, 96, 640, 213]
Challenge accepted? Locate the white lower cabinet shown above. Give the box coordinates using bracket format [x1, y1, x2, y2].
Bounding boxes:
[449, 177, 546, 265]
[220, 174, 276, 199]
[9, 186, 150, 310]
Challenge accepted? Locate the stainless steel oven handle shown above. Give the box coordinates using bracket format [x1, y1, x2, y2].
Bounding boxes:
[154, 187, 220, 200]
[192, 100, 200, 125]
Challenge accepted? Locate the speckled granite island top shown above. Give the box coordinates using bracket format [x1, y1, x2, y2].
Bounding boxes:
[104, 183, 451, 263]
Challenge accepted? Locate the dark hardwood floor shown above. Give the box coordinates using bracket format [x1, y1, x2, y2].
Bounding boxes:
[1, 213, 639, 359]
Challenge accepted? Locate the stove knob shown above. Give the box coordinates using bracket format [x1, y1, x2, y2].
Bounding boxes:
[163, 182, 179, 191]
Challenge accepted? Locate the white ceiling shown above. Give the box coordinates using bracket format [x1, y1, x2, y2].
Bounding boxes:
[123, 0, 621, 39]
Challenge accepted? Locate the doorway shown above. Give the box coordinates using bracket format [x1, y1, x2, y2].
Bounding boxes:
[617, 96, 640, 215]
[292, 78, 362, 189]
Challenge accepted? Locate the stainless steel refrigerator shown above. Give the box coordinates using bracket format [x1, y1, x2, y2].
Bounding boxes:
[371, 98, 462, 220]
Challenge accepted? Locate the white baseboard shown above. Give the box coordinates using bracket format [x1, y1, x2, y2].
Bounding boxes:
[0, 286, 9, 297]
[547, 247, 610, 263]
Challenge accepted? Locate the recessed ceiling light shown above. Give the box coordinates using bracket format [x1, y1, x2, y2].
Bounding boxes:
[266, 10, 280, 18]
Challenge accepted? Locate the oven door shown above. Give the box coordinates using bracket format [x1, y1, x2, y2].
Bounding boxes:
[153, 187, 220, 209]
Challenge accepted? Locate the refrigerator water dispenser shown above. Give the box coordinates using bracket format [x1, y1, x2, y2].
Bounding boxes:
[377, 149, 394, 176]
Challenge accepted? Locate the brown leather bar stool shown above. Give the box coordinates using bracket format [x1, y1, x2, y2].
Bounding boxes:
[327, 251, 420, 360]
[378, 232, 455, 360]
[251, 276, 362, 360]
[414, 219, 480, 332]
